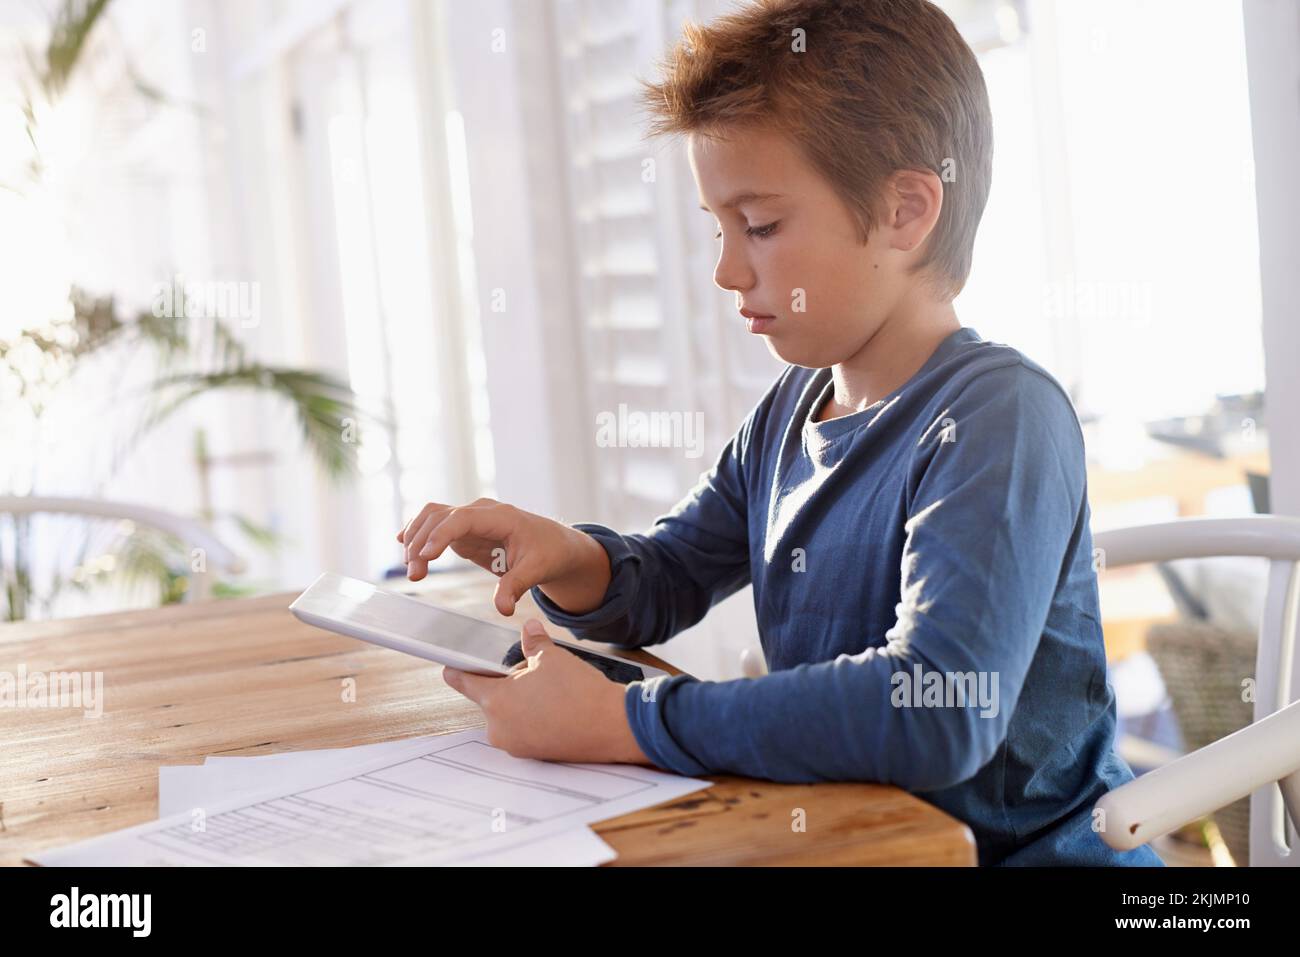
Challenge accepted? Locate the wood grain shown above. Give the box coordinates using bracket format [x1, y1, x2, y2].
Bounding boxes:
[0, 573, 975, 866]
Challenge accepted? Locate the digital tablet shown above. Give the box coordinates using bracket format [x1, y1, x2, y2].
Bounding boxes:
[288, 572, 670, 684]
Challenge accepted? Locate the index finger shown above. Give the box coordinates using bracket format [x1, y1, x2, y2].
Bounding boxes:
[419, 506, 516, 563]
[398, 502, 449, 543]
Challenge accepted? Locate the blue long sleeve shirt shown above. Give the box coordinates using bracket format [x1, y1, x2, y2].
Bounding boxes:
[532, 326, 1163, 866]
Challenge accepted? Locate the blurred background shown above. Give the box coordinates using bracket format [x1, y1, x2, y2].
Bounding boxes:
[2, 0, 1297, 861]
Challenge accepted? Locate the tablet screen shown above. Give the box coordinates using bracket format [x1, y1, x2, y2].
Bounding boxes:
[334, 579, 525, 666]
[313, 575, 648, 682]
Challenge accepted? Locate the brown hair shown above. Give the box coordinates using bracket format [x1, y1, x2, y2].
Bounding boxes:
[639, 0, 993, 301]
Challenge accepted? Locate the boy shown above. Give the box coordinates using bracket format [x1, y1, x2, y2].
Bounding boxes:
[400, 0, 1164, 866]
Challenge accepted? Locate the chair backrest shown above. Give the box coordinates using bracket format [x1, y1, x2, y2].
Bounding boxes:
[0, 496, 245, 607]
[1093, 516, 1300, 866]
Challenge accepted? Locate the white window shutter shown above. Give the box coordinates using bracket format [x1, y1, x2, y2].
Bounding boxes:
[553, 0, 782, 533]
[551, 0, 778, 680]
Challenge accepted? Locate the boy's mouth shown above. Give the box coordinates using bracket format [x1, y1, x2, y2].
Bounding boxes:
[739, 307, 776, 334]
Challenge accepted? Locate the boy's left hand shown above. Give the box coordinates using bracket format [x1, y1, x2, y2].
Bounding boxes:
[442, 618, 652, 766]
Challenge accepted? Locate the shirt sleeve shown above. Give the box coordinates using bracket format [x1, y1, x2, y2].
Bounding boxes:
[529, 369, 789, 648]
[621, 364, 1088, 790]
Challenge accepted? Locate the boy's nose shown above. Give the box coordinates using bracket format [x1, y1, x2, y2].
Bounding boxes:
[713, 243, 755, 294]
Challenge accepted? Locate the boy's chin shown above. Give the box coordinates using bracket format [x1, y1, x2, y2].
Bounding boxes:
[762, 336, 844, 370]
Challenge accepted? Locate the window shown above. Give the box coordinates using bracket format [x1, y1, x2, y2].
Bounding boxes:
[218, 0, 489, 581]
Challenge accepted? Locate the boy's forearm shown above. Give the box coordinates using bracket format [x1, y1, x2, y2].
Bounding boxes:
[532, 521, 750, 650]
[625, 647, 1018, 791]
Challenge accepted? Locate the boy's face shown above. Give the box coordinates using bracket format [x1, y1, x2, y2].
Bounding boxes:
[689, 125, 918, 369]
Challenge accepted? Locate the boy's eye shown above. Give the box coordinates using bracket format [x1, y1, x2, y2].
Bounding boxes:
[713, 221, 780, 240]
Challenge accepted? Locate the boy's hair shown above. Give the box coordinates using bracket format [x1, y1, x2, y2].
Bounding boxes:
[639, 0, 993, 301]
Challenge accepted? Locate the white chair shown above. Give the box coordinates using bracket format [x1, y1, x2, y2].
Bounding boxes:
[0, 496, 246, 606]
[1093, 516, 1300, 865]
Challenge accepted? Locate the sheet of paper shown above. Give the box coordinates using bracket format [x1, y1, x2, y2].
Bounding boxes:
[157, 736, 444, 816]
[30, 730, 704, 866]
[158, 740, 617, 866]
[454, 824, 618, 866]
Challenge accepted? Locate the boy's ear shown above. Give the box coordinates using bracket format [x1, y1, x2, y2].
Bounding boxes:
[886, 168, 944, 253]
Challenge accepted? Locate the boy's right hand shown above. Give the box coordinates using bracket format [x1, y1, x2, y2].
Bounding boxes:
[396, 498, 612, 617]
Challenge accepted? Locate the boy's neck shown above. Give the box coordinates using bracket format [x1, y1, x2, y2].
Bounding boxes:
[817, 300, 961, 422]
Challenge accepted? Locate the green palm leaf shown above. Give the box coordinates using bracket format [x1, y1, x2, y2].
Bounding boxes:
[41, 0, 112, 97]
[133, 366, 389, 481]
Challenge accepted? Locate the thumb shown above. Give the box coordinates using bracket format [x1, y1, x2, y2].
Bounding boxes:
[520, 618, 552, 654]
[493, 558, 538, 617]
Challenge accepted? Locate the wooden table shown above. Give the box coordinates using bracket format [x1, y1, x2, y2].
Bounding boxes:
[0, 572, 976, 866]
